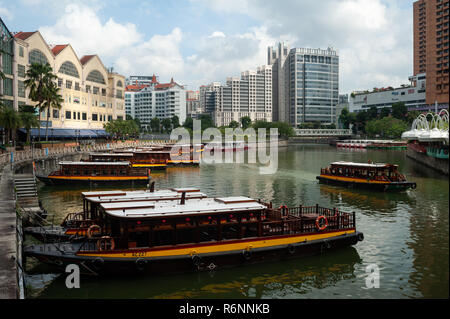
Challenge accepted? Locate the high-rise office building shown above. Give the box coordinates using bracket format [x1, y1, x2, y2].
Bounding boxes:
[202, 66, 272, 127]
[268, 43, 339, 127]
[413, 0, 449, 107]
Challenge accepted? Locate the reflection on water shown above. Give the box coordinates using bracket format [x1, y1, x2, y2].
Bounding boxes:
[25, 145, 449, 299]
[34, 248, 361, 299]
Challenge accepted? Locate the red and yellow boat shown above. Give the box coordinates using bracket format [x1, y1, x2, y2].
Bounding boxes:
[316, 161, 416, 192]
[24, 196, 363, 276]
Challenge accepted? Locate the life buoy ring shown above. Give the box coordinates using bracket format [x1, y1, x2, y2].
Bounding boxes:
[150, 158, 156, 164]
[287, 244, 296, 255]
[97, 236, 115, 251]
[315, 216, 328, 231]
[87, 225, 101, 238]
[242, 249, 251, 261]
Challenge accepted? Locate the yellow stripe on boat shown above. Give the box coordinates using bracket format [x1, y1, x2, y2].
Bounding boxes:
[131, 164, 167, 168]
[48, 176, 150, 181]
[77, 230, 355, 258]
[320, 174, 389, 184]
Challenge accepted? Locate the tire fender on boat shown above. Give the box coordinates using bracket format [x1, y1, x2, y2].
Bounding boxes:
[242, 249, 252, 261]
[357, 233, 364, 242]
[136, 258, 147, 271]
[92, 257, 104, 270]
[287, 244, 296, 255]
[411, 183, 417, 190]
[191, 255, 202, 266]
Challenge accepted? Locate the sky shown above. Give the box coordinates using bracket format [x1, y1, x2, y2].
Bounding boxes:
[1, 0, 415, 94]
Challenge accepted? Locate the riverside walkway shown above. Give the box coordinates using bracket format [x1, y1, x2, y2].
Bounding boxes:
[0, 139, 173, 299]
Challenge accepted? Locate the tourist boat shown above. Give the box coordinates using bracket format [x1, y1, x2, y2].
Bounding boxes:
[88, 152, 168, 169]
[108, 144, 202, 165]
[35, 161, 152, 185]
[316, 161, 417, 192]
[24, 196, 364, 276]
[365, 141, 407, 150]
[24, 187, 208, 243]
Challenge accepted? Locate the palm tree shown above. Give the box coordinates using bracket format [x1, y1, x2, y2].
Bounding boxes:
[24, 63, 57, 141]
[42, 81, 63, 141]
[0, 105, 21, 146]
[19, 110, 39, 144]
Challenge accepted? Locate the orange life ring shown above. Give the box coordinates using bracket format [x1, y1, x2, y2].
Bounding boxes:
[315, 216, 328, 231]
[87, 224, 101, 238]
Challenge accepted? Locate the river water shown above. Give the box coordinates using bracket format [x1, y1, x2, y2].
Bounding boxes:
[24, 145, 449, 299]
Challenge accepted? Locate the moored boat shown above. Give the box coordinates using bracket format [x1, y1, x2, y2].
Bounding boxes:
[24, 196, 363, 276]
[24, 188, 208, 242]
[36, 161, 153, 185]
[316, 161, 416, 192]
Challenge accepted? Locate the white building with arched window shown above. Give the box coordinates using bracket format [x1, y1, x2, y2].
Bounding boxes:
[12, 31, 125, 137]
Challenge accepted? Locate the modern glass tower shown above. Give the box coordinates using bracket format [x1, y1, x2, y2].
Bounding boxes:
[287, 47, 339, 126]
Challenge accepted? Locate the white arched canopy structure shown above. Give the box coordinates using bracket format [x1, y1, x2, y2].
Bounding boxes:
[402, 109, 449, 144]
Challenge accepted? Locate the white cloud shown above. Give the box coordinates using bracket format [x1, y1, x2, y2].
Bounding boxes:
[193, 0, 413, 94]
[0, 3, 13, 20]
[39, 3, 142, 59]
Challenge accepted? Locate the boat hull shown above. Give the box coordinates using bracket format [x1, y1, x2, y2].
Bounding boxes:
[24, 231, 363, 276]
[316, 175, 416, 192]
[36, 175, 151, 186]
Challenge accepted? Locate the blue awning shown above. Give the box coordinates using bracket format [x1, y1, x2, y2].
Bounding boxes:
[18, 128, 109, 138]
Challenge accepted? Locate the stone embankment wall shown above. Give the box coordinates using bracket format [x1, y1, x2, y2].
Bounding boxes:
[407, 148, 449, 175]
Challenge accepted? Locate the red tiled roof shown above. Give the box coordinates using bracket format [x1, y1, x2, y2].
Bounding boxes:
[51, 44, 68, 56]
[80, 55, 95, 65]
[125, 84, 150, 92]
[14, 31, 36, 40]
[151, 74, 158, 83]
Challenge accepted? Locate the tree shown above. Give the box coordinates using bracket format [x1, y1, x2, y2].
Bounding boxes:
[228, 120, 239, 128]
[161, 118, 172, 133]
[198, 114, 214, 130]
[339, 108, 354, 129]
[391, 102, 408, 120]
[380, 107, 391, 119]
[365, 117, 408, 138]
[19, 111, 39, 144]
[240, 116, 252, 129]
[367, 106, 378, 120]
[24, 63, 56, 141]
[171, 115, 180, 129]
[150, 117, 160, 133]
[183, 117, 194, 130]
[0, 106, 21, 146]
[42, 81, 63, 141]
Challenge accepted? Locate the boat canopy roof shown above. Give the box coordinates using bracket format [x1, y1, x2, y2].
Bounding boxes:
[88, 190, 208, 204]
[330, 161, 398, 168]
[81, 190, 129, 198]
[89, 153, 134, 157]
[59, 161, 130, 166]
[102, 196, 266, 219]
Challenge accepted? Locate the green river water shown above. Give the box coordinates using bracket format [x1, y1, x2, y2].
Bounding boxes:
[24, 145, 449, 299]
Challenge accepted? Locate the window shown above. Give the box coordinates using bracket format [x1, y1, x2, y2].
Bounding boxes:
[73, 112, 76, 119]
[86, 70, 106, 84]
[92, 113, 98, 121]
[18, 81, 25, 98]
[19, 46, 24, 57]
[29, 49, 49, 65]
[66, 80, 72, 89]
[78, 112, 81, 120]
[102, 88, 106, 96]
[93, 87, 99, 95]
[86, 85, 91, 93]
[65, 111, 71, 119]
[74, 82, 80, 91]
[53, 109, 59, 119]
[58, 78, 63, 87]
[1, 53, 12, 75]
[18, 64, 25, 78]
[82, 112, 87, 120]
[117, 80, 123, 87]
[58, 61, 79, 78]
